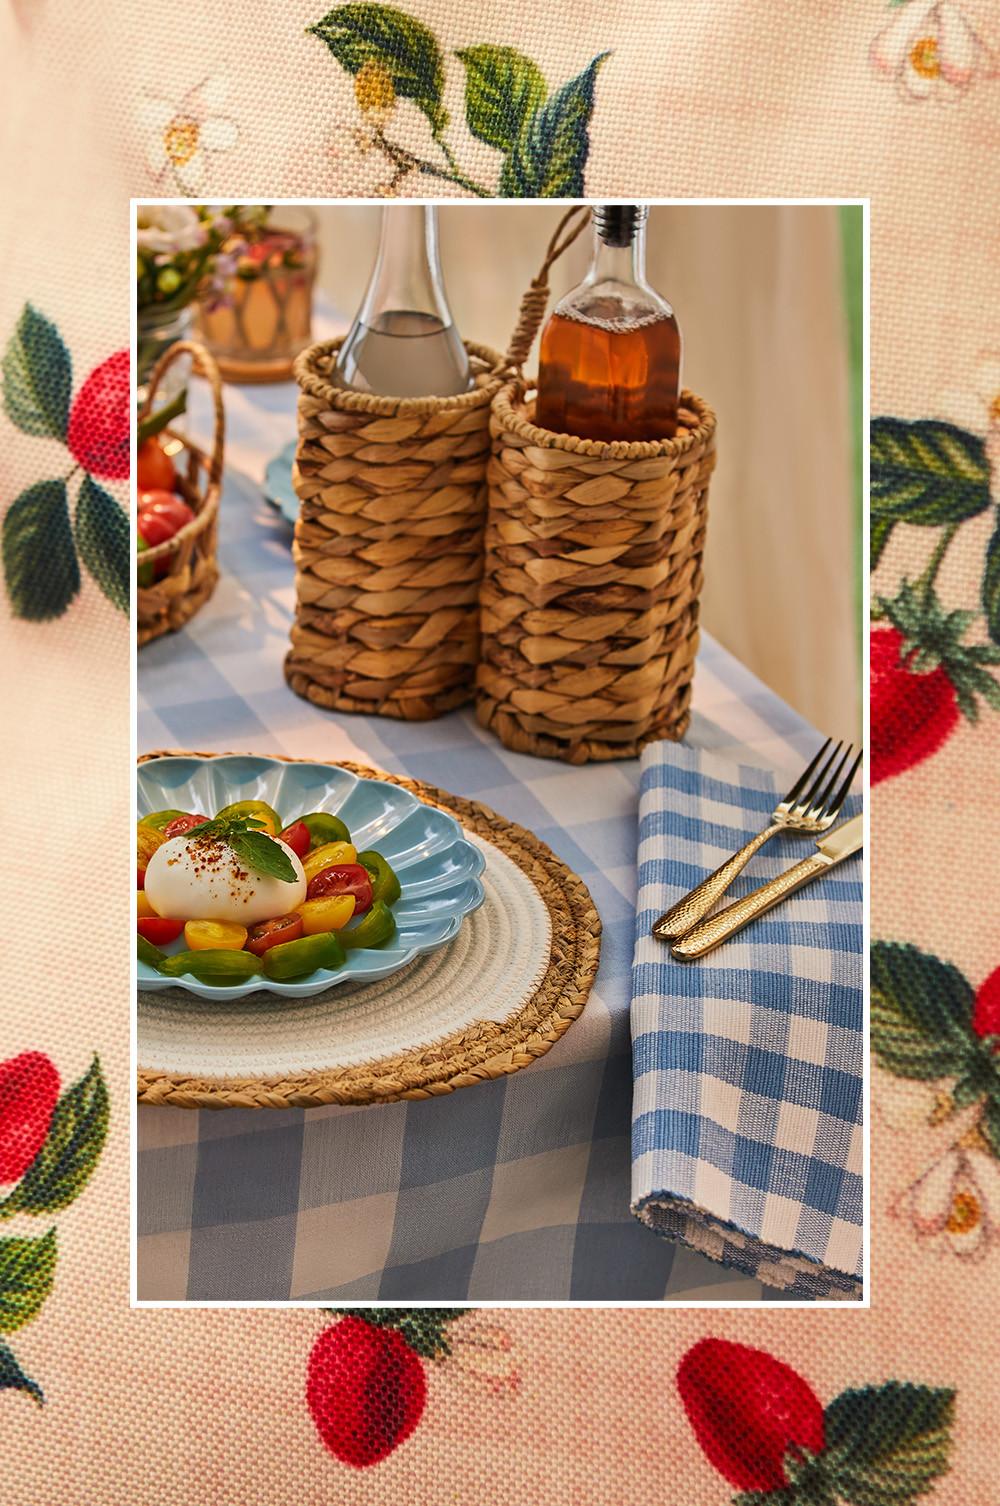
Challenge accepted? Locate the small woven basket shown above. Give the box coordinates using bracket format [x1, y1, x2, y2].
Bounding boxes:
[285, 339, 504, 720]
[477, 208, 717, 764]
[136, 341, 224, 647]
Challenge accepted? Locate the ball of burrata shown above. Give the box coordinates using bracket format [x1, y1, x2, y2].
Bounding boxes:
[144, 830, 307, 924]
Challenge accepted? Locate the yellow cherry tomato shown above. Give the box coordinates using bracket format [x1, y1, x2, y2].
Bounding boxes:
[183, 919, 249, 951]
[302, 841, 358, 883]
[137, 822, 166, 867]
[137, 890, 156, 919]
[295, 894, 356, 935]
[214, 799, 281, 837]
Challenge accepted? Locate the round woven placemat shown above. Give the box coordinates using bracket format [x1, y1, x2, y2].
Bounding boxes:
[136, 751, 601, 1109]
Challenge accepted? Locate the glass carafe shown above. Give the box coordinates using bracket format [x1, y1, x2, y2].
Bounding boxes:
[334, 205, 472, 398]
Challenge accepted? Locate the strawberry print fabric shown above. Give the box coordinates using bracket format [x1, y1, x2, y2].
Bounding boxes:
[2, 0, 1000, 1502]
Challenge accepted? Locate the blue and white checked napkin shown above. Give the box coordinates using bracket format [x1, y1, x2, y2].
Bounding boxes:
[630, 744, 863, 1300]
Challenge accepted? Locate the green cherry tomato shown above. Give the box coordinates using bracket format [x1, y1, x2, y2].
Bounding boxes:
[140, 808, 188, 832]
[137, 934, 167, 969]
[357, 850, 401, 906]
[261, 931, 345, 981]
[340, 900, 397, 950]
[159, 949, 263, 986]
[300, 811, 352, 849]
[214, 799, 282, 837]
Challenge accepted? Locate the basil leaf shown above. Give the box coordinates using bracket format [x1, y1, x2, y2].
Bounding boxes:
[229, 829, 297, 882]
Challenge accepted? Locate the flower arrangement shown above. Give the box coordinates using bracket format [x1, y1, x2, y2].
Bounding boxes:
[136, 204, 267, 320]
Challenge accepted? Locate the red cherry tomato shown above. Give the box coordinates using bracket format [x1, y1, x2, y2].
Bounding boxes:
[137, 916, 184, 944]
[246, 914, 304, 957]
[306, 862, 373, 913]
[136, 509, 178, 549]
[162, 813, 209, 838]
[140, 491, 195, 532]
[278, 820, 311, 859]
[137, 866, 146, 890]
[136, 437, 176, 493]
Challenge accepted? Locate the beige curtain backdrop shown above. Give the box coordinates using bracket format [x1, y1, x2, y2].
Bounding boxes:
[313, 203, 859, 739]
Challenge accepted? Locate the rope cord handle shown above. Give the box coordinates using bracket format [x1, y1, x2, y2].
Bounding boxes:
[139, 339, 226, 486]
[499, 205, 592, 376]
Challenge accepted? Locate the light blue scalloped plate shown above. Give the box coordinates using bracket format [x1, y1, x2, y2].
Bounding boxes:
[264, 441, 298, 528]
[137, 754, 486, 1001]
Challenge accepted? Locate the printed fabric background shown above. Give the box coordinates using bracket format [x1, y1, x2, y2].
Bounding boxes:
[1, 0, 999, 1501]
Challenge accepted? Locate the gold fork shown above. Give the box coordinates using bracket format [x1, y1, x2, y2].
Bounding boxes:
[650, 738, 862, 942]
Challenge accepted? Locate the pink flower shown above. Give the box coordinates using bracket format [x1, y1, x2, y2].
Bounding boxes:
[893, 1143, 1000, 1258]
[871, 0, 998, 99]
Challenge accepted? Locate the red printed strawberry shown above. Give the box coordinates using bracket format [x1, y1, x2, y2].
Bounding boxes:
[66, 349, 130, 480]
[677, 1338, 825, 1492]
[872, 583, 1000, 785]
[0, 1051, 60, 1184]
[307, 1316, 427, 1468]
[972, 965, 1000, 1044]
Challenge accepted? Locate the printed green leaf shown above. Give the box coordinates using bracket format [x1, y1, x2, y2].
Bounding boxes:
[332, 1308, 466, 1359]
[0, 1229, 56, 1333]
[307, 3, 448, 135]
[455, 46, 546, 153]
[871, 418, 991, 528]
[980, 1094, 1000, 1159]
[2, 479, 80, 621]
[75, 474, 129, 614]
[499, 52, 609, 198]
[0, 1056, 108, 1218]
[1, 304, 72, 439]
[871, 941, 978, 1082]
[871, 516, 893, 571]
[824, 1382, 955, 1504]
[0, 1339, 43, 1405]
[982, 519, 1000, 646]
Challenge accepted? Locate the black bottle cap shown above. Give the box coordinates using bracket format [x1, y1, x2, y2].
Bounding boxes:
[593, 204, 648, 247]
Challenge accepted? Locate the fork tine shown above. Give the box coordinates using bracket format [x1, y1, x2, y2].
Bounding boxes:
[781, 737, 833, 808]
[796, 738, 844, 815]
[823, 746, 863, 821]
[807, 741, 852, 817]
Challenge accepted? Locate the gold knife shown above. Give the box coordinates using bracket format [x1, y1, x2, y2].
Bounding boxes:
[670, 813, 863, 961]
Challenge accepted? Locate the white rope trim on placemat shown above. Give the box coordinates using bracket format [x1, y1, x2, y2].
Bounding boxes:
[138, 834, 552, 1079]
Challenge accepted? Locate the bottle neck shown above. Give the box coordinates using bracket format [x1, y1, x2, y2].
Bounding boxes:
[587, 209, 648, 290]
[358, 206, 452, 328]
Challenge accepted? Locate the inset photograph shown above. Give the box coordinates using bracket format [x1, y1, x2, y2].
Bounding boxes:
[134, 199, 865, 1303]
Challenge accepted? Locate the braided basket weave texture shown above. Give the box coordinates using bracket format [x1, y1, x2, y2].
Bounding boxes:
[477, 385, 717, 764]
[286, 338, 504, 720]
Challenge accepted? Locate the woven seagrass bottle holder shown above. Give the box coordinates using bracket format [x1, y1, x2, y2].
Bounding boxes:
[477, 207, 718, 764]
[286, 338, 504, 720]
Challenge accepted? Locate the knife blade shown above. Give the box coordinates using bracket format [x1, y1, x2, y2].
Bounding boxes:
[670, 813, 863, 961]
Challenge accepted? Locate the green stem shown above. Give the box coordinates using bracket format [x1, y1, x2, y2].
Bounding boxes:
[916, 521, 960, 606]
[373, 129, 492, 198]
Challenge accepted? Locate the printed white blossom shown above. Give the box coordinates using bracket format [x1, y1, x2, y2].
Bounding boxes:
[893, 1142, 1000, 1258]
[448, 1319, 521, 1396]
[871, 0, 998, 99]
[140, 76, 239, 193]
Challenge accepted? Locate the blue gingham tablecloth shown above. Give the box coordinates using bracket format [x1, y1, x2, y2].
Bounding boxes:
[630, 748, 863, 1300]
[136, 368, 830, 1303]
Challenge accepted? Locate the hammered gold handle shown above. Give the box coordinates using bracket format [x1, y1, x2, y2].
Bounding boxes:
[651, 826, 780, 942]
[670, 853, 831, 960]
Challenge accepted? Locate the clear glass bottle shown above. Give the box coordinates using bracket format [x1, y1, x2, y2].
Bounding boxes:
[334, 205, 472, 398]
[534, 205, 681, 443]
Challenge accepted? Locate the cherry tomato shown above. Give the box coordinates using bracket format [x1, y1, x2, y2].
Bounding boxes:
[137, 822, 165, 868]
[137, 891, 156, 919]
[302, 841, 358, 883]
[278, 820, 311, 860]
[163, 813, 209, 838]
[296, 895, 356, 935]
[137, 916, 184, 945]
[306, 862, 373, 913]
[245, 914, 304, 957]
[140, 491, 195, 533]
[136, 437, 176, 493]
[137, 866, 147, 890]
[215, 799, 282, 837]
[136, 509, 178, 549]
[184, 919, 248, 951]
